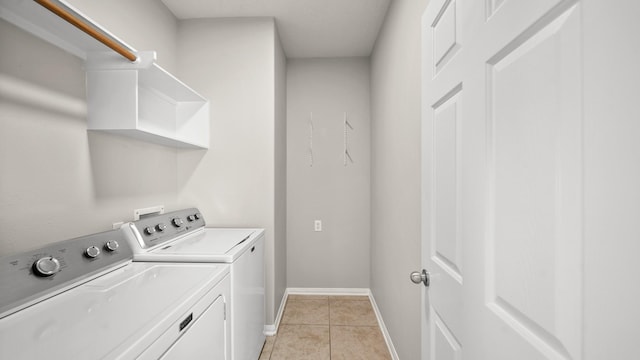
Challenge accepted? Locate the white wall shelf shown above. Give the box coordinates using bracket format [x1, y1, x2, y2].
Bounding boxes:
[86, 51, 210, 149]
[0, 0, 210, 149]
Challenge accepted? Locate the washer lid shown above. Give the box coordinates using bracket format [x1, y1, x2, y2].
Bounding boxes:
[0, 262, 229, 360]
[140, 228, 261, 263]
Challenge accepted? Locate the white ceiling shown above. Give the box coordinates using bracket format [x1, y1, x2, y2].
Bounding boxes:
[160, 0, 391, 59]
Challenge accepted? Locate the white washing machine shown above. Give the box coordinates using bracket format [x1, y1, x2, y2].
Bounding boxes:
[0, 228, 231, 359]
[122, 208, 265, 360]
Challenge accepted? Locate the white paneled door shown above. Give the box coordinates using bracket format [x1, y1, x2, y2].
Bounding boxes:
[420, 0, 640, 359]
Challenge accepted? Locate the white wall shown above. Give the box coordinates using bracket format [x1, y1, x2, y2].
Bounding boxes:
[175, 18, 285, 326]
[370, 0, 428, 358]
[0, 0, 179, 256]
[286, 58, 371, 288]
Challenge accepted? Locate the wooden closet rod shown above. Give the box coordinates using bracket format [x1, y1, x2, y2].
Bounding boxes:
[34, 0, 137, 62]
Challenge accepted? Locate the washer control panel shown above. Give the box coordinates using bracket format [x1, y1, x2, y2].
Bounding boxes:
[0, 229, 133, 319]
[129, 208, 205, 249]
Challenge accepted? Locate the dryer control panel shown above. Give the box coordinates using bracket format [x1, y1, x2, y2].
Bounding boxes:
[0, 229, 133, 319]
[128, 208, 205, 249]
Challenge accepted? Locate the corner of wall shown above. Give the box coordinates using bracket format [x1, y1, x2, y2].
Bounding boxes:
[273, 22, 288, 327]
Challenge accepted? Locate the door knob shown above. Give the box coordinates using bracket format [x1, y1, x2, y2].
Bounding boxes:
[410, 269, 430, 287]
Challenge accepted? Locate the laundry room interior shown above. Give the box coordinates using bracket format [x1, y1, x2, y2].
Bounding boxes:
[0, 0, 421, 358]
[1, 0, 639, 359]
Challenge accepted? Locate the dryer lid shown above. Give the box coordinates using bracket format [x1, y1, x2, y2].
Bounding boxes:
[147, 229, 259, 262]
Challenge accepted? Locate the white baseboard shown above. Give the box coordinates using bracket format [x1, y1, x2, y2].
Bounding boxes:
[264, 289, 289, 336]
[263, 324, 277, 336]
[286, 287, 370, 296]
[369, 291, 400, 360]
[266, 287, 398, 359]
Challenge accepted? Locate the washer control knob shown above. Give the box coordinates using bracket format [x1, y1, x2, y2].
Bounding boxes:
[105, 240, 119, 252]
[172, 218, 184, 227]
[194, 213, 201, 220]
[85, 246, 101, 258]
[144, 226, 156, 235]
[156, 223, 167, 232]
[33, 257, 61, 277]
[187, 215, 196, 222]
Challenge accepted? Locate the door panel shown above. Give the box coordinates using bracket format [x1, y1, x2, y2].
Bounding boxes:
[486, 4, 582, 358]
[433, 0, 460, 73]
[422, 0, 467, 359]
[429, 82, 464, 360]
[422, 0, 587, 359]
[433, 90, 462, 281]
[432, 308, 462, 360]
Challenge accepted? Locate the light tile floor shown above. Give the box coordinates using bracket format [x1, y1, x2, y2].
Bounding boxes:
[259, 295, 391, 360]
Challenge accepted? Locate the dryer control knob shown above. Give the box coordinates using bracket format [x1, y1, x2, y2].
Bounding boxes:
[194, 213, 201, 220]
[144, 226, 156, 235]
[33, 257, 61, 277]
[105, 240, 119, 252]
[156, 223, 167, 232]
[187, 215, 196, 222]
[85, 246, 101, 258]
[172, 218, 184, 227]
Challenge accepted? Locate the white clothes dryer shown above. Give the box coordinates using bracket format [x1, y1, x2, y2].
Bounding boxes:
[122, 208, 265, 360]
[0, 228, 231, 360]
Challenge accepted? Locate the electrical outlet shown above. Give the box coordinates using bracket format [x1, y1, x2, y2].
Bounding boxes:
[314, 220, 322, 232]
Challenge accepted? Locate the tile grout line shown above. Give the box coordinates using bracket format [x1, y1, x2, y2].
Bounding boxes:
[328, 296, 332, 360]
